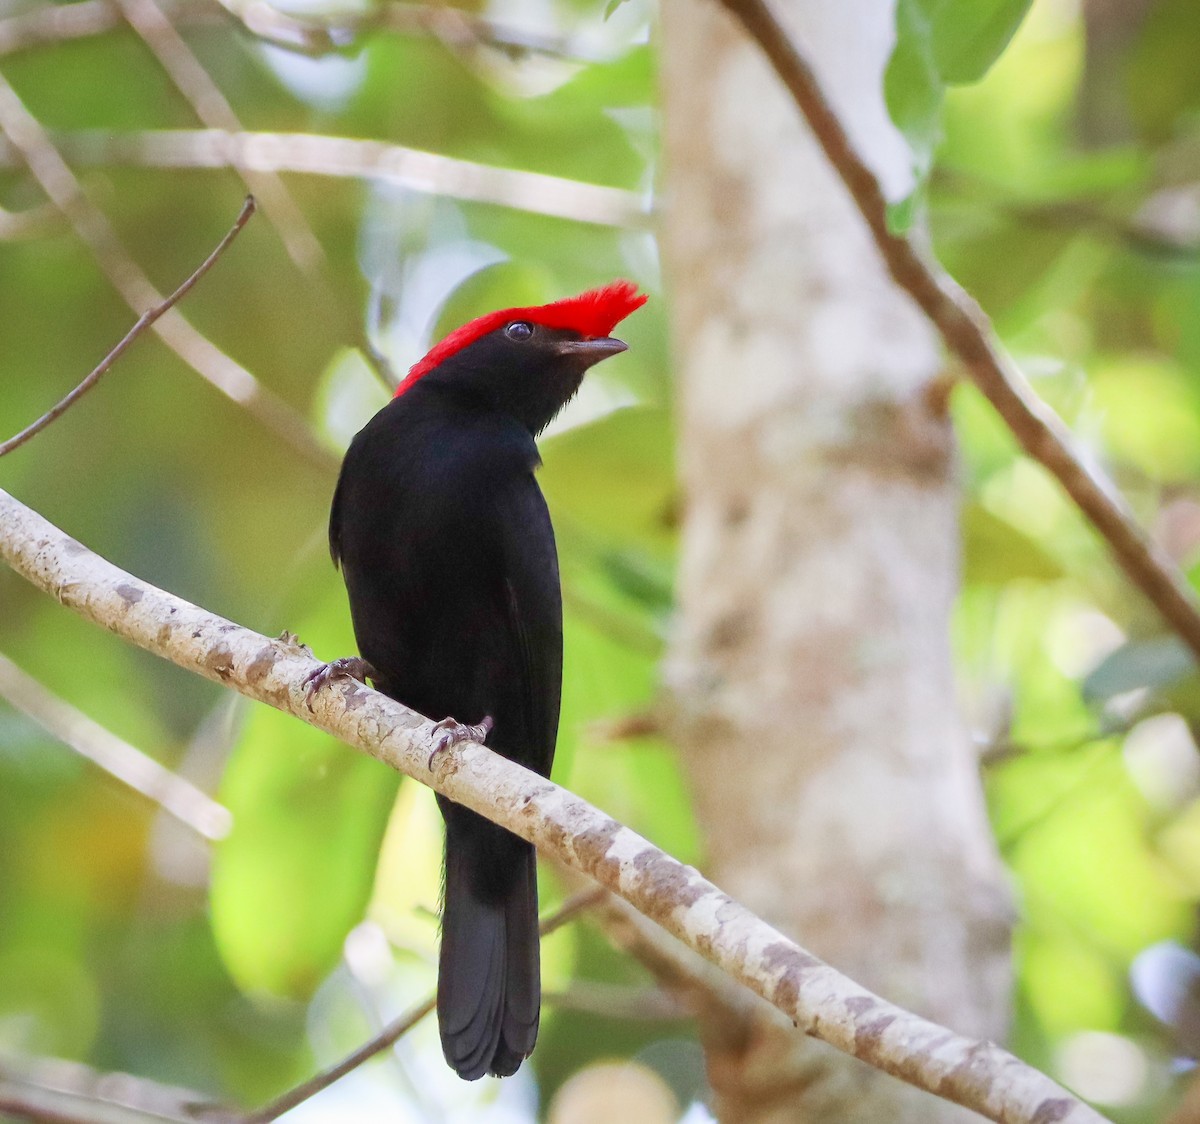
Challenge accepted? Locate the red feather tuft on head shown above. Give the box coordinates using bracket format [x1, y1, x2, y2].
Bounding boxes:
[394, 280, 648, 398]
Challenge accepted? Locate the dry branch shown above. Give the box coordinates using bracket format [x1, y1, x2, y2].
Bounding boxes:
[0, 486, 1107, 1124]
[716, 0, 1200, 664]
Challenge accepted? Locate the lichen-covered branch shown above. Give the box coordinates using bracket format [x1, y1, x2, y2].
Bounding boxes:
[0, 486, 1107, 1124]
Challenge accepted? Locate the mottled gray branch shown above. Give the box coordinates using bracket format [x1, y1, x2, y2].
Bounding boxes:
[0, 486, 1107, 1124]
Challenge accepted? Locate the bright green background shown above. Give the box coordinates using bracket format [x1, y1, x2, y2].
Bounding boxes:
[1, 0, 1199, 1118]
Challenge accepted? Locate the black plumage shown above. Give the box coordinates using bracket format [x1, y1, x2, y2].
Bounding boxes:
[323, 288, 644, 1079]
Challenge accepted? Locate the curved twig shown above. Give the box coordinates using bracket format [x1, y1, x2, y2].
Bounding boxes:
[0, 197, 255, 459]
[246, 887, 604, 1122]
[717, 0, 1200, 664]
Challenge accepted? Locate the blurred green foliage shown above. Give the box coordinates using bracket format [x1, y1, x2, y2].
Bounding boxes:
[2, 0, 1200, 1119]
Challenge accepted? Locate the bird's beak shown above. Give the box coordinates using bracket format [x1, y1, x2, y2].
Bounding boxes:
[554, 336, 628, 364]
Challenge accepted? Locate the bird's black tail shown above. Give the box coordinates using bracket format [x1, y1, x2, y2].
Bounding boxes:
[437, 809, 540, 1080]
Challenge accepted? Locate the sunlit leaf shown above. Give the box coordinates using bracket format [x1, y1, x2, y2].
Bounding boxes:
[963, 502, 1065, 584]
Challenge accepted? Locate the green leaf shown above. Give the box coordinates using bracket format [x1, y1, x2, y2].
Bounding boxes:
[886, 0, 1035, 223]
[432, 260, 557, 341]
[1127, 0, 1200, 141]
[312, 348, 390, 454]
[885, 0, 943, 198]
[930, 0, 1035, 84]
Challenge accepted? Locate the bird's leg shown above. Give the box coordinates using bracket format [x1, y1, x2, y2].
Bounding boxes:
[428, 715, 494, 769]
[303, 656, 377, 710]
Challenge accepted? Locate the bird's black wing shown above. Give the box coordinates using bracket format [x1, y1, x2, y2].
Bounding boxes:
[491, 468, 562, 777]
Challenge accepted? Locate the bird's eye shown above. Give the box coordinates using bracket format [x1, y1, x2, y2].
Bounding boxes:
[505, 321, 534, 342]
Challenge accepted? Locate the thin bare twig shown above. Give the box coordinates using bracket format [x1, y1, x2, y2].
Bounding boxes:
[0, 651, 232, 839]
[716, 0, 1200, 664]
[0, 128, 651, 230]
[111, 0, 326, 276]
[0, 488, 1109, 1124]
[0, 196, 255, 459]
[0, 75, 334, 469]
[246, 887, 605, 1123]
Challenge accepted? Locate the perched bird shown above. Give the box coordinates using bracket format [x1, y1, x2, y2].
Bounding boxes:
[313, 280, 647, 1080]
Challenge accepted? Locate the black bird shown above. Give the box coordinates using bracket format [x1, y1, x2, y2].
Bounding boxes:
[314, 281, 646, 1079]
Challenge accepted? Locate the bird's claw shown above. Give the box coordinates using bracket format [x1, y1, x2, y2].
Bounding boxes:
[427, 715, 494, 770]
[303, 656, 376, 710]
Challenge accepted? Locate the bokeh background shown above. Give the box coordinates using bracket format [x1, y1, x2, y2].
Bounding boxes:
[1, 0, 1200, 1120]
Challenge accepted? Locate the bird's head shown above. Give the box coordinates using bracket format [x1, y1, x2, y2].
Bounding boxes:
[394, 280, 648, 435]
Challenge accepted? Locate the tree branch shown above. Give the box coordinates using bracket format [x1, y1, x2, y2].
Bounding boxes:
[716, 0, 1200, 665]
[0, 128, 650, 230]
[111, 0, 326, 277]
[0, 486, 1108, 1124]
[0, 650, 231, 840]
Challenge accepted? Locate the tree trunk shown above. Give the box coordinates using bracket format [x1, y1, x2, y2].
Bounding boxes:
[659, 1, 1013, 1120]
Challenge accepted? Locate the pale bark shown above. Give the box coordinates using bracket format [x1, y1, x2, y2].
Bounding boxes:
[660, 1, 1013, 1120]
[0, 486, 1105, 1124]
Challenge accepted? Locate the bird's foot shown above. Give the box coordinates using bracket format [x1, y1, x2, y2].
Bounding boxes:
[428, 715, 493, 770]
[303, 656, 376, 710]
